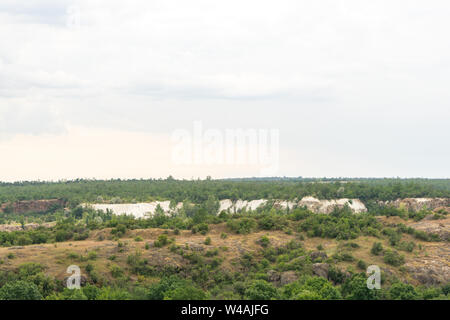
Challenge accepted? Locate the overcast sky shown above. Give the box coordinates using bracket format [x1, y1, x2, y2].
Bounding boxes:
[1, 0, 449, 181]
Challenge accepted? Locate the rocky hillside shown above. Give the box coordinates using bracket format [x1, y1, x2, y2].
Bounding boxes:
[0, 199, 65, 214]
[86, 197, 449, 218]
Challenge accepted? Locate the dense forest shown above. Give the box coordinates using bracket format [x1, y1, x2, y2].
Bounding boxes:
[0, 178, 449, 206]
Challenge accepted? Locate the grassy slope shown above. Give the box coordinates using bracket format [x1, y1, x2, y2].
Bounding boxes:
[0, 218, 447, 287]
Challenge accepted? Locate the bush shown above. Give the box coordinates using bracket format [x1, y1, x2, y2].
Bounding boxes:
[371, 242, 384, 256]
[164, 286, 208, 300]
[87, 251, 98, 260]
[258, 236, 270, 248]
[442, 283, 450, 296]
[398, 241, 415, 253]
[82, 285, 100, 300]
[384, 250, 405, 267]
[191, 223, 209, 235]
[357, 260, 367, 270]
[388, 282, 418, 300]
[258, 215, 288, 231]
[110, 264, 124, 278]
[227, 218, 257, 235]
[204, 237, 211, 245]
[154, 234, 169, 248]
[341, 273, 381, 300]
[147, 276, 207, 300]
[244, 280, 279, 300]
[282, 277, 341, 300]
[0, 280, 43, 300]
[205, 248, 219, 257]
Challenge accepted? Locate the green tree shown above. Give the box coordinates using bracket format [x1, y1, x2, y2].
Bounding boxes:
[244, 280, 279, 300]
[388, 282, 418, 300]
[0, 280, 43, 300]
[341, 274, 381, 300]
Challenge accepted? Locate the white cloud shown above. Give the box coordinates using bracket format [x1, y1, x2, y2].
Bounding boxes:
[0, 0, 449, 178]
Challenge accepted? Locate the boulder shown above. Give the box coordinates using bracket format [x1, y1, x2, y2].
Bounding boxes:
[267, 270, 281, 283]
[280, 271, 298, 286]
[310, 251, 328, 262]
[312, 263, 330, 278]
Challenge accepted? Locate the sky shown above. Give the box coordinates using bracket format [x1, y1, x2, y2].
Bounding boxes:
[0, 0, 449, 181]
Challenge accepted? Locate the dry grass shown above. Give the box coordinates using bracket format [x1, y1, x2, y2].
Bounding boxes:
[0, 222, 447, 286]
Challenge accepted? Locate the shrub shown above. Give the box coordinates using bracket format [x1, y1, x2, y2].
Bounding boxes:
[205, 249, 219, 257]
[398, 241, 415, 253]
[441, 283, 450, 296]
[283, 277, 342, 300]
[258, 215, 288, 231]
[357, 260, 367, 270]
[341, 273, 381, 300]
[384, 250, 405, 267]
[82, 285, 100, 300]
[164, 285, 208, 300]
[389, 282, 418, 300]
[258, 236, 270, 248]
[87, 251, 98, 260]
[154, 234, 169, 248]
[85, 263, 94, 273]
[227, 218, 257, 235]
[110, 264, 124, 278]
[97, 287, 131, 300]
[0, 280, 43, 300]
[371, 242, 384, 256]
[148, 276, 207, 300]
[204, 237, 211, 245]
[191, 223, 209, 235]
[244, 280, 279, 300]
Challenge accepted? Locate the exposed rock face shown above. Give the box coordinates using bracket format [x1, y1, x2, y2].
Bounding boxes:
[280, 271, 298, 286]
[219, 199, 233, 212]
[267, 270, 281, 283]
[0, 222, 55, 232]
[409, 217, 450, 241]
[406, 263, 450, 286]
[87, 197, 448, 218]
[310, 251, 328, 262]
[298, 197, 367, 214]
[220, 197, 367, 214]
[312, 263, 330, 279]
[0, 199, 65, 214]
[89, 201, 175, 219]
[185, 242, 205, 252]
[382, 198, 450, 212]
[405, 242, 450, 285]
[273, 200, 297, 210]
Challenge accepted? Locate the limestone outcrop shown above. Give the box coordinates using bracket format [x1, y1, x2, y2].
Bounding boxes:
[0, 199, 65, 214]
